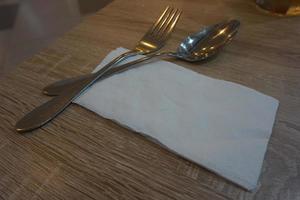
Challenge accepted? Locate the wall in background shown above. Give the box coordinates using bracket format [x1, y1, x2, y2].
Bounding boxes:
[0, 0, 112, 77]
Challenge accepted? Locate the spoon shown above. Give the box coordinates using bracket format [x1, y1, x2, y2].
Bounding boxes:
[16, 20, 240, 133]
[44, 20, 240, 96]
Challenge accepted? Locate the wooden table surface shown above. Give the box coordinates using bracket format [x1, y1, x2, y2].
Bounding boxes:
[1, 0, 300, 199]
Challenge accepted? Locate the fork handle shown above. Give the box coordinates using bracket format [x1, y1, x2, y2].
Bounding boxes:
[43, 49, 140, 96]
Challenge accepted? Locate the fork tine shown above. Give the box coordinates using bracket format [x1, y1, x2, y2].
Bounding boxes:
[147, 6, 171, 35]
[159, 9, 182, 41]
[138, 6, 181, 51]
[150, 7, 173, 36]
[152, 7, 174, 35]
[156, 8, 178, 37]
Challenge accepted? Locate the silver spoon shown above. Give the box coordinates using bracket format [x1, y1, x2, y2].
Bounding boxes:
[16, 20, 240, 133]
[44, 19, 240, 96]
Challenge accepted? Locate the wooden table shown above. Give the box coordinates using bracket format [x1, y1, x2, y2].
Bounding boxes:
[0, 0, 300, 199]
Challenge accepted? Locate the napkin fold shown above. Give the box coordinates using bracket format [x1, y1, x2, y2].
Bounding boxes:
[74, 47, 279, 190]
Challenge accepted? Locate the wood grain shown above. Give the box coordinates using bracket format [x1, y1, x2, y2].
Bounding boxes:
[0, 0, 300, 199]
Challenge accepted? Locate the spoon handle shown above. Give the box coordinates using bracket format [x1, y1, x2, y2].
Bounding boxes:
[16, 52, 166, 133]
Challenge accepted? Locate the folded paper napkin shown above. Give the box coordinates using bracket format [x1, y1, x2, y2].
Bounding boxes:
[74, 47, 279, 190]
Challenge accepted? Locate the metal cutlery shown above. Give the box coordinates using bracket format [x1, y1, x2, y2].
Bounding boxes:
[15, 20, 240, 133]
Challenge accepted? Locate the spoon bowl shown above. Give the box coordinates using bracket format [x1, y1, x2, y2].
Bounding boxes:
[175, 20, 240, 61]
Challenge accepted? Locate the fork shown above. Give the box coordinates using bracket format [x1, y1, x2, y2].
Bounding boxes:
[43, 6, 182, 96]
[16, 7, 182, 132]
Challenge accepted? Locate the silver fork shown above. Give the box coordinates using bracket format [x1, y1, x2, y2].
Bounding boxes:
[16, 7, 182, 132]
[43, 6, 182, 96]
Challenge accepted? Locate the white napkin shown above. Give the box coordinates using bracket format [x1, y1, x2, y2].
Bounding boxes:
[74, 47, 279, 190]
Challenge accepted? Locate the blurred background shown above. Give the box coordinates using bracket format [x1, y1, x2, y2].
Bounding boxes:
[0, 0, 112, 77]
